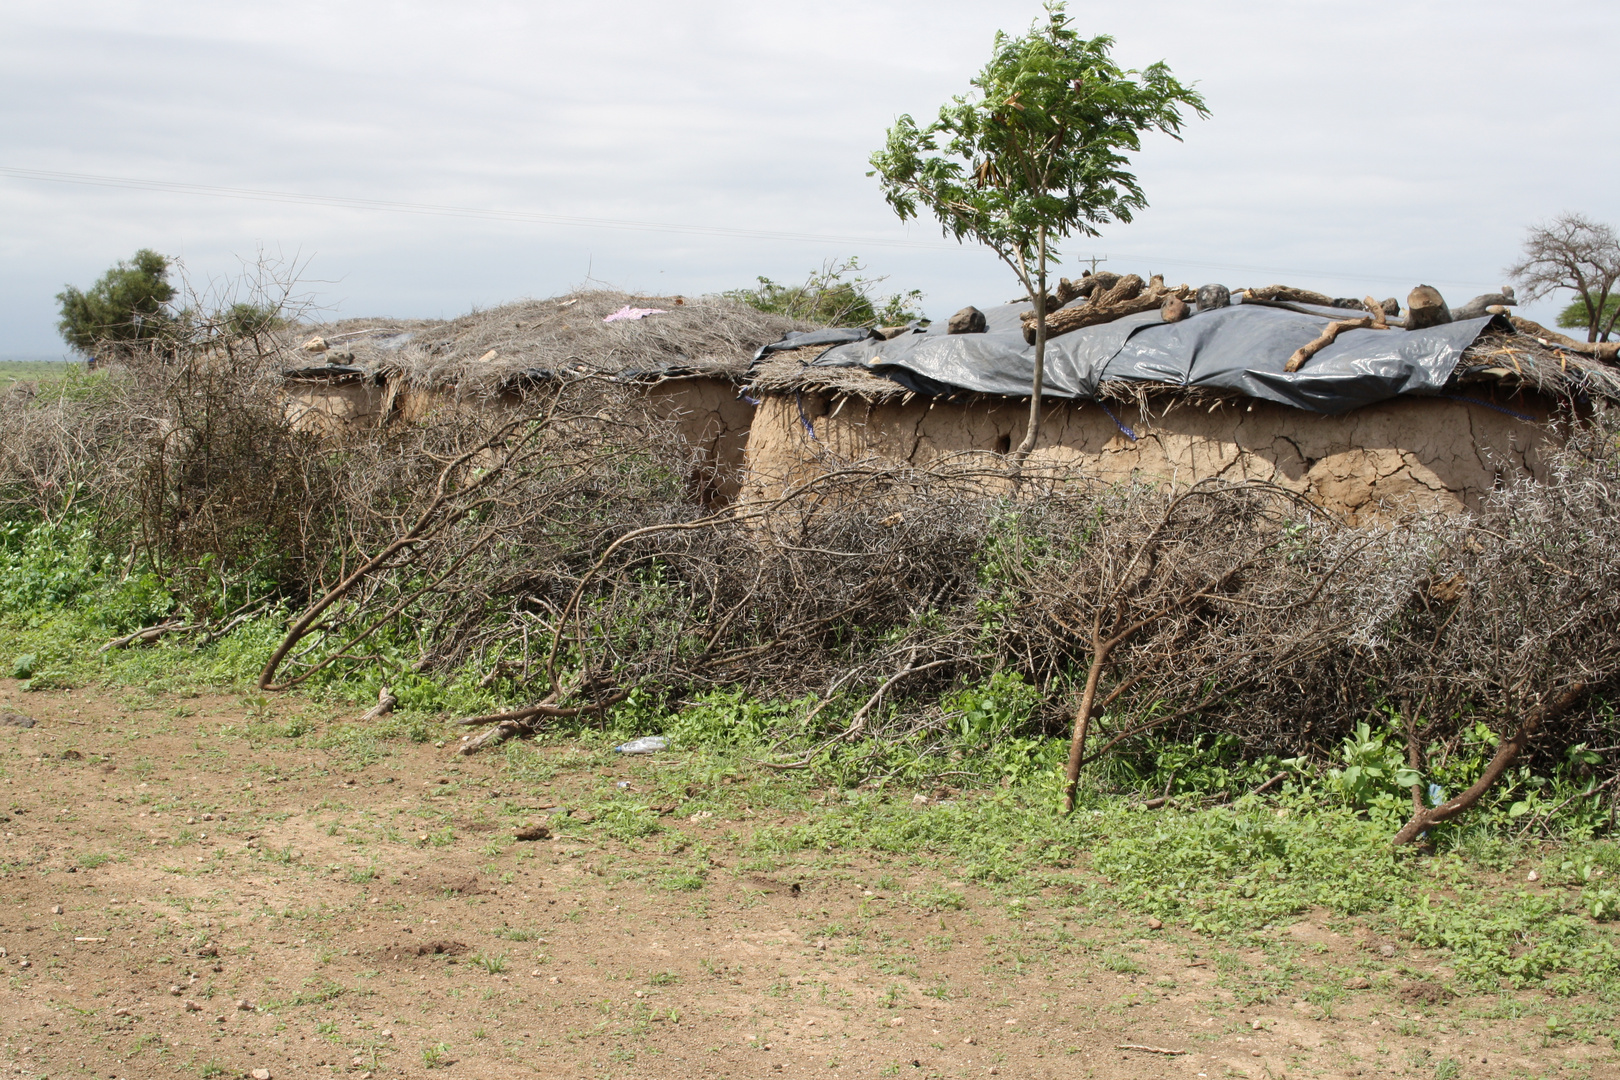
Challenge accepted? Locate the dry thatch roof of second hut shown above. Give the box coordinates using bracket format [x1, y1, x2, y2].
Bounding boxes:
[278, 290, 811, 393]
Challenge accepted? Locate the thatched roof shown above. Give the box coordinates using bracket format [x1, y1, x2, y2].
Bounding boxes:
[1452, 329, 1620, 401]
[277, 290, 809, 389]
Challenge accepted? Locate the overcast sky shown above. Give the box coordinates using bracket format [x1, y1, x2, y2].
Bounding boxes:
[2, 0, 1615, 356]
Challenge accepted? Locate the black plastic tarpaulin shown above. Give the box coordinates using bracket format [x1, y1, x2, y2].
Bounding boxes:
[782, 298, 1501, 415]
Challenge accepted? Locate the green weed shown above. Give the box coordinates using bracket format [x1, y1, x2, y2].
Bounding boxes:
[659, 868, 706, 891]
[472, 952, 508, 974]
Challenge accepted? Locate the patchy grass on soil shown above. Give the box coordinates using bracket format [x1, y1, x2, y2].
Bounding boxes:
[1, 671, 1617, 1079]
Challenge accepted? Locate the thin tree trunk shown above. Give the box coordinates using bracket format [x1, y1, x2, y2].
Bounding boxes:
[1405, 707, 1426, 819]
[1062, 637, 1110, 814]
[1015, 227, 1048, 460]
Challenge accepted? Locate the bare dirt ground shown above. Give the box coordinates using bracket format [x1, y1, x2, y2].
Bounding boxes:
[0, 680, 1610, 1080]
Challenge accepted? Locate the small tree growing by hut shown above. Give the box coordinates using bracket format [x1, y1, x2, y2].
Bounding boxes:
[867, 2, 1205, 458]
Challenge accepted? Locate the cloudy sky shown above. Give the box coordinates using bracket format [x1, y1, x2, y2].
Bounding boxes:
[2, 0, 1615, 357]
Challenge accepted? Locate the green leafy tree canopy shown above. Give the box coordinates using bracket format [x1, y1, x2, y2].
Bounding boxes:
[868, 2, 1206, 455]
[56, 248, 176, 355]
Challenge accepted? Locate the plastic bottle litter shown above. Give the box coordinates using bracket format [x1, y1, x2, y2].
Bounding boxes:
[614, 736, 668, 755]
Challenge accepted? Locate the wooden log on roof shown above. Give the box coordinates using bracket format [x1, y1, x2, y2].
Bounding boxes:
[1364, 296, 1388, 330]
[1405, 285, 1452, 330]
[1510, 316, 1620, 362]
[1019, 276, 1198, 344]
[1285, 315, 1376, 372]
[1243, 285, 1344, 308]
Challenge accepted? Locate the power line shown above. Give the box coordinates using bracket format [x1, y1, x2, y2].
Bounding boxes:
[0, 164, 1503, 289]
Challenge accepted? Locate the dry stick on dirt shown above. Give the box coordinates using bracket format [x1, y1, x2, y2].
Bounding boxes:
[1248, 770, 1291, 797]
[99, 620, 198, 653]
[360, 686, 397, 721]
[1392, 683, 1591, 846]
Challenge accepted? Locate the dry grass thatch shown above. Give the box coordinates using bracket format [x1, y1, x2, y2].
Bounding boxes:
[1453, 329, 1620, 401]
[746, 347, 903, 400]
[276, 290, 810, 393]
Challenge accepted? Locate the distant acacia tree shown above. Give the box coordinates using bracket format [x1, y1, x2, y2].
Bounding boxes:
[56, 249, 176, 356]
[1507, 213, 1620, 343]
[1558, 295, 1620, 341]
[868, 2, 1206, 458]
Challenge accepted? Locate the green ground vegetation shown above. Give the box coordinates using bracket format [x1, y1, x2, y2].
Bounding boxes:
[3, 509, 1618, 1016]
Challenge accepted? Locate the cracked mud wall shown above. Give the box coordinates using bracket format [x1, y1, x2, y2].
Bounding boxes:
[741, 392, 1559, 521]
[643, 377, 754, 502]
[283, 381, 388, 437]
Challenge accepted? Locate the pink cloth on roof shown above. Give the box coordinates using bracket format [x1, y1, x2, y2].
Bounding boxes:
[603, 305, 668, 323]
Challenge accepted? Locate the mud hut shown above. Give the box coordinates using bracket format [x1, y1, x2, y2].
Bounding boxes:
[741, 286, 1620, 522]
[278, 363, 389, 437]
[277, 291, 806, 501]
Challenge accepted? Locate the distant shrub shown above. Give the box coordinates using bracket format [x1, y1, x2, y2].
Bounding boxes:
[56, 249, 177, 357]
[726, 257, 924, 327]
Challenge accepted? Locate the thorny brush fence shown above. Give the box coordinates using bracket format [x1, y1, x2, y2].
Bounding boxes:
[3, 305, 1620, 841]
